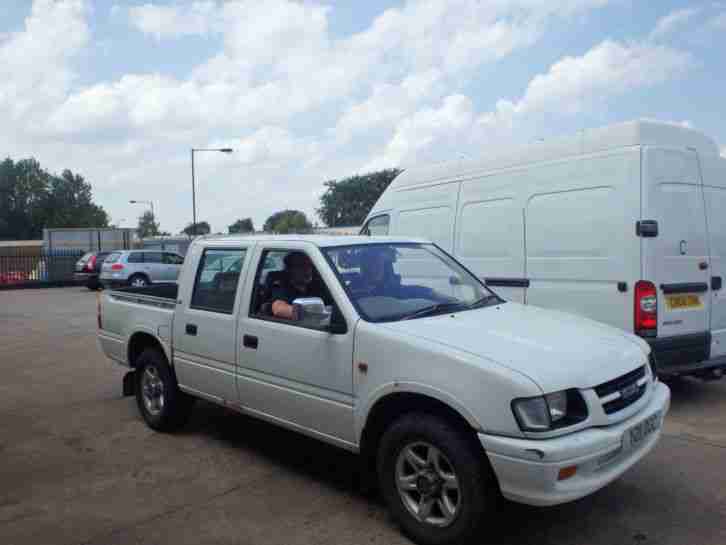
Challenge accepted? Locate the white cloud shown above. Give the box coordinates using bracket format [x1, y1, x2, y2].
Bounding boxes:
[128, 1, 220, 40]
[650, 7, 701, 40]
[479, 40, 691, 127]
[5, 0, 703, 234]
[369, 94, 475, 169]
[0, 0, 89, 122]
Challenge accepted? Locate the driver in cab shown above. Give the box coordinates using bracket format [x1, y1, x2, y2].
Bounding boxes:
[271, 251, 318, 320]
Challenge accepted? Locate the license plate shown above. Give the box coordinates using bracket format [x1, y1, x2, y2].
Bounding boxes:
[625, 412, 661, 450]
[665, 294, 702, 310]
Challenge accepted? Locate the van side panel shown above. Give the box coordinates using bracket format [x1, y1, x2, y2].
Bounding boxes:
[457, 174, 526, 303]
[642, 147, 711, 364]
[391, 182, 460, 250]
[701, 154, 726, 359]
[524, 149, 641, 331]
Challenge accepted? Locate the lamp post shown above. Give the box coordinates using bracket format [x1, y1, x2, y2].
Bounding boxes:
[190, 148, 234, 236]
[129, 199, 156, 235]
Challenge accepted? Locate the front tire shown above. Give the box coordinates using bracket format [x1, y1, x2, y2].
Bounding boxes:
[135, 348, 194, 431]
[377, 413, 499, 545]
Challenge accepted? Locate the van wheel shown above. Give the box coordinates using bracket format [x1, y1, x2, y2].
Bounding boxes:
[129, 274, 149, 288]
[135, 348, 194, 432]
[377, 413, 499, 545]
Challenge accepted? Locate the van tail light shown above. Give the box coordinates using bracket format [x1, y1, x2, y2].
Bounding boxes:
[86, 254, 97, 272]
[111, 263, 124, 271]
[635, 280, 657, 337]
[97, 293, 102, 330]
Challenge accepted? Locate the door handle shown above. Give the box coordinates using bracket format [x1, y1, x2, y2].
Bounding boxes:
[185, 323, 197, 335]
[243, 335, 258, 349]
[713, 277, 723, 291]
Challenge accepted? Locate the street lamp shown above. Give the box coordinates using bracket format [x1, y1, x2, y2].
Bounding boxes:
[129, 200, 156, 236]
[190, 147, 234, 236]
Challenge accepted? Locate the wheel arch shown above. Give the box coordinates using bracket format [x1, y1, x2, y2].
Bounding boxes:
[358, 386, 482, 475]
[127, 330, 169, 368]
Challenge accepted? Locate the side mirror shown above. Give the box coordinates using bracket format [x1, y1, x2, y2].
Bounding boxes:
[292, 297, 332, 329]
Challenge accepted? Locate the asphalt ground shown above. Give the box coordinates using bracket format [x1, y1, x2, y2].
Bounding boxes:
[1, 287, 725, 545]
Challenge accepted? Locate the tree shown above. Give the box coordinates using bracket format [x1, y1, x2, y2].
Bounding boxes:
[136, 210, 160, 238]
[228, 217, 254, 234]
[316, 168, 402, 227]
[182, 221, 211, 237]
[0, 157, 108, 240]
[263, 210, 313, 234]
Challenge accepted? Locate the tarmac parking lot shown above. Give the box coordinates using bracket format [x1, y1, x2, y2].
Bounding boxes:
[2, 287, 726, 545]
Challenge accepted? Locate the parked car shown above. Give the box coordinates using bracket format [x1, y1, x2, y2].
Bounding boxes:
[74, 251, 112, 290]
[97, 235, 670, 545]
[363, 120, 726, 380]
[99, 250, 184, 288]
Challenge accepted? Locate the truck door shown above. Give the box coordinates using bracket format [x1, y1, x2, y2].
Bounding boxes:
[173, 246, 250, 402]
[642, 147, 711, 365]
[701, 155, 726, 360]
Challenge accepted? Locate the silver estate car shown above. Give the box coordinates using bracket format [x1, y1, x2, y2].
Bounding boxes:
[100, 250, 184, 288]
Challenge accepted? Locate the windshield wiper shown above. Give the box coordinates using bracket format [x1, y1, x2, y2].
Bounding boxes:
[468, 294, 503, 309]
[399, 302, 467, 320]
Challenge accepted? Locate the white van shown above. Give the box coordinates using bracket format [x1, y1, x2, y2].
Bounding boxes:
[363, 120, 726, 379]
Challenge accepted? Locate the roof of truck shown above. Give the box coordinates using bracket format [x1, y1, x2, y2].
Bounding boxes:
[387, 119, 720, 191]
[195, 234, 429, 247]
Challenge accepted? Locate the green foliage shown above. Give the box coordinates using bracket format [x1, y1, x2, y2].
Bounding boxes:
[0, 157, 108, 240]
[136, 210, 160, 238]
[182, 221, 211, 237]
[263, 210, 313, 234]
[228, 217, 255, 234]
[316, 168, 402, 227]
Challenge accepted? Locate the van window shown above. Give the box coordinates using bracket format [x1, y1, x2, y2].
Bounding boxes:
[397, 207, 452, 249]
[362, 215, 390, 236]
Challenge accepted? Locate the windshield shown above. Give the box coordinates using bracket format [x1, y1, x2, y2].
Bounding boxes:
[323, 243, 501, 322]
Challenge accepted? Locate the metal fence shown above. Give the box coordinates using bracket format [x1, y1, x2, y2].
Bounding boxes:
[0, 248, 85, 288]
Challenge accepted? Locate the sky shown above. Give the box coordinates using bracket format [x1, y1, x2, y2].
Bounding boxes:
[1, 0, 725, 234]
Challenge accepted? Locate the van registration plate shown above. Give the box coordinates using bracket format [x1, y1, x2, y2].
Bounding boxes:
[665, 294, 702, 310]
[624, 412, 661, 451]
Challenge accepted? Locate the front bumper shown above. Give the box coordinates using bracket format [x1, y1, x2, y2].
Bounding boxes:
[479, 381, 670, 506]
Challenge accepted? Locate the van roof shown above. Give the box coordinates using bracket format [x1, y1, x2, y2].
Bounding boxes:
[195, 234, 429, 247]
[388, 120, 720, 190]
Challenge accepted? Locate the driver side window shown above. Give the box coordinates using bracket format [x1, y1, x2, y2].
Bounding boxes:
[249, 249, 336, 330]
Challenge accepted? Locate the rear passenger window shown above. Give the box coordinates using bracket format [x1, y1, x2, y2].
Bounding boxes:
[144, 252, 163, 264]
[127, 252, 143, 263]
[191, 249, 247, 314]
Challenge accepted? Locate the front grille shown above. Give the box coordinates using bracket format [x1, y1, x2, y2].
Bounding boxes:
[595, 366, 647, 415]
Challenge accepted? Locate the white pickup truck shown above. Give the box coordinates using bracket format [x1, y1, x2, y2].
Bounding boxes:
[98, 235, 670, 545]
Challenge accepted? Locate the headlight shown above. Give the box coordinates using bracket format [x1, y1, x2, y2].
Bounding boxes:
[512, 390, 588, 432]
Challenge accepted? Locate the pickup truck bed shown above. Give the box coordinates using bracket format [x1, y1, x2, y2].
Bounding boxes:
[112, 283, 179, 300]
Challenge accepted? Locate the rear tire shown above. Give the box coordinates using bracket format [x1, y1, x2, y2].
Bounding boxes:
[134, 348, 194, 432]
[128, 274, 150, 288]
[377, 413, 499, 545]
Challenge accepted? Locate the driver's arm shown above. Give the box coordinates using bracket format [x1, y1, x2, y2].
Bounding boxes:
[272, 299, 297, 320]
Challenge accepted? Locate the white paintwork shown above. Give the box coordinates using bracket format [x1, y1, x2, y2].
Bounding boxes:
[366, 120, 726, 371]
[701, 154, 726, 359]
[98, 234, 670, 507]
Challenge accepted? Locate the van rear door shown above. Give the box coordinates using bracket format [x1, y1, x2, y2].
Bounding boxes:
[701, 155, 726, 360]
[642, 147, 711, 367]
